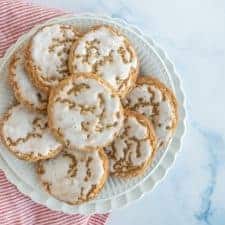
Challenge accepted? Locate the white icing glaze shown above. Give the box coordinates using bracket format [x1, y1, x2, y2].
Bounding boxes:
[123, 83, 176, 149]
[50, 76, 124, 150]
[2, 105, 62, 156]
[71, 26, 138, 93]
[31, 24, 78, 86]
[39, 149, 105, 203]
[10, 49, 47, 109]
[105, 114, 153, 173]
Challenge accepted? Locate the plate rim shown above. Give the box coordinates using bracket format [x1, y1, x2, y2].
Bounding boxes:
[0, 13, 186, 215]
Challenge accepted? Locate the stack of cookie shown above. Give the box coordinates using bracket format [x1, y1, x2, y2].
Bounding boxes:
[0, 24, 178, 204]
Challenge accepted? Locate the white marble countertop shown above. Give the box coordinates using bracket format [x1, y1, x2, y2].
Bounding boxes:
[30, 0, 225, 224]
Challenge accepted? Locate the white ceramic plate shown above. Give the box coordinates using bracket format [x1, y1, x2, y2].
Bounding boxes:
[0, 14, 186, 215]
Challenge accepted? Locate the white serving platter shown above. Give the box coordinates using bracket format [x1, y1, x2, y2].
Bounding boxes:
[0, 14, 186, 215]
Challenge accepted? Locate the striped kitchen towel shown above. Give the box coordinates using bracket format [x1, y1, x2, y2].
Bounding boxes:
[0, 1, 109, 224]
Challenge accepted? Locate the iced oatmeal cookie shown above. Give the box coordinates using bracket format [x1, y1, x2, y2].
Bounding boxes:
[69, 25, 138, 96]
[25, 24, 80, 93]
[48, 73, 124, 150]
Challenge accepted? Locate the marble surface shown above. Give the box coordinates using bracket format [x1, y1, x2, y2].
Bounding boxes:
[29, 0, 225, 224]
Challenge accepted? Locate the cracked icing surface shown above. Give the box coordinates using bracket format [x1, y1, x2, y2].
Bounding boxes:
[69, 26, 138, 96]
[123, 76, 178, 151]
[37, 148, 108, 204]
[48, 74, 124, 150]
[0, 105, 62, 161]
[8, 47, 47, 111]
[26, 24, 80, 92]
[105, 110, 156, 177]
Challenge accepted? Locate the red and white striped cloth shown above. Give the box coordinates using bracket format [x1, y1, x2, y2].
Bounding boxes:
[0, 1, 109, 224]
